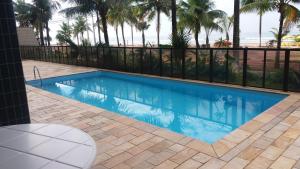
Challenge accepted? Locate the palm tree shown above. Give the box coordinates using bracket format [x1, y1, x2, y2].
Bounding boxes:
[14, 0, 35, 27]
[233, 0, 240, 48]
[108, 1, 132, 46]
[61, 0, 116, 46]
[133, 6, 152, 47]
[56, 22, 72, 44]
[203, 13, 224, 46]
[137, 0, 171, 46]
[219, 16, 233, 41]
[171, 0, 177, 38]
[239, 0, 300, 68]
[73, 16, 90, 44]
[241, 0, 272, 47]
[32, 0, 60, 46]
[178, 0, 222, 48]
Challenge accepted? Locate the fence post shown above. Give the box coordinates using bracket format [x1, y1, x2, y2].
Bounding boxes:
[132, 47, 135, 72]
[283, 49, 290, 91]
[85, 46, 88, 66]
[96, 46, 100, 68]
[182, 49, 185, 79]
[124, 47, 127, 71]
[243, 48, 248, 87]
[171, 48, 173, 77]
[196, 48, 199, 80]
[225, 49, 229, 83]
[159, 48, 163, 76]
[140, 48, 144, 74]
[209, 49, 213, 82]
[262, 49, 267, 88]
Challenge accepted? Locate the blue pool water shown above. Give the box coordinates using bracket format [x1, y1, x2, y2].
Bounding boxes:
[28, 71, 287, 143]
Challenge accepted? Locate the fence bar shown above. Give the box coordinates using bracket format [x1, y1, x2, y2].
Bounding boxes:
[159, 48, 162, 76]
[140, 48, 143, 73]
[132, 48, 135, 72]
[283, 49, 290, 91]
[150, 48, 153, 74]
[182, 49, 185, 79]
[262, 49, 267, 88]
[171, 48, 173, 77]
[196, 48, 199, 79]
[225, 49, 229, 83]
[209, 49, 214, 82]
[124, 47, 127, 71]
[243, 48, 248, 86]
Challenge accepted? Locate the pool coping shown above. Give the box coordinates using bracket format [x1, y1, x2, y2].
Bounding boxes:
[25, 66, 300, 159]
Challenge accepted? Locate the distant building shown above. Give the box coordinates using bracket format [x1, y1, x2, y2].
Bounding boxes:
[17, 27, 39, 46]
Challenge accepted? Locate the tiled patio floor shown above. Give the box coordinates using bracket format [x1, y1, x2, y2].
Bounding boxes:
[23, 60, 300, 169]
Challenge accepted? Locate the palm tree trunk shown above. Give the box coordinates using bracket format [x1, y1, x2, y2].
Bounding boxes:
[206, 34, 209, 47]
[275, 0, 285, 69]
[92, 14, 97, 45]
[46, 21, 50, 46]
[233, 0, 240, 48]
[39, 23, 44, 46]
[156, 9, 161, 46]
[142, 30, 145, 47]
[85, 15, 90, 42]
[171, 0, 177, 38]
[226, 32, 230, 41]
[100, 11, 110, 45]
[195, 30, 200, 48]
[115, 27, 120, 47]
[131, 25, 134, 46]
[121, 23, 126, 47]
[96, 11, 102, 44]
[259, 13, 262, 47]
[76, 35, 79, 46]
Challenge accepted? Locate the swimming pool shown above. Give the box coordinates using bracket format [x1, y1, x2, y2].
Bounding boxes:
[28, 71, 287, 144]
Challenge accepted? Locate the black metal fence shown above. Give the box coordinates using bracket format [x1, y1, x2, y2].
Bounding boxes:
[20, 46, 300, 92]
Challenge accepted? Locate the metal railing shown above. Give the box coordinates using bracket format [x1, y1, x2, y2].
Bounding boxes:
[33, 66, 42, 87]
[20, 46, 300, 92]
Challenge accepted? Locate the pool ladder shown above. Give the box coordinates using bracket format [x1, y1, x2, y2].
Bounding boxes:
[33, 66, 43, 87]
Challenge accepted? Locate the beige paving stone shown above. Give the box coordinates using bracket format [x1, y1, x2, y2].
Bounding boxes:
[192, 152, 212, 163]
[111, 163, 131, 169]
[283, 145, 300, 160]
[213, 139, 237, 157]
[148, 140, 173, 153]
[255, 113, 276, 123]
[270, 156, 296, 169]
[126, 140, 154, 155]
[103, 152, 133, 168]
[186, 140, 217, 157]
[224, 129, 251, 144]
[222, 157, 249, 169]
[130, 133, 154, 145]
[175, 159, 202, 169]
[245, 156, 273, 169]
[153, 129, 184, 142]
[198, 158, 226, 169]
[261, 145, 284, 161]
[283, 128, 300, 139]
[153, 160, 179, 169]
[93, 153, 111, 166]
[147, 149, 176, 166]
[272, 135, 295, 149]
[238, 146, 263, 161]
[125, 150, 154, 167]
[240, 120, 264, 133]
[105, 142, 135, 156]
[132, 161, 155, 169]
[169, 144, 186, 153]
[169, 148, 198, 164]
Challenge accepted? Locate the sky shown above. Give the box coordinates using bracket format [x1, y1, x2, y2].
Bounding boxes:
[23, 0, 300, 46]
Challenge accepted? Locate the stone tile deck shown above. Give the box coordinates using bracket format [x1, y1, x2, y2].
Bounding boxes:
[23, 60, 300, 169]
